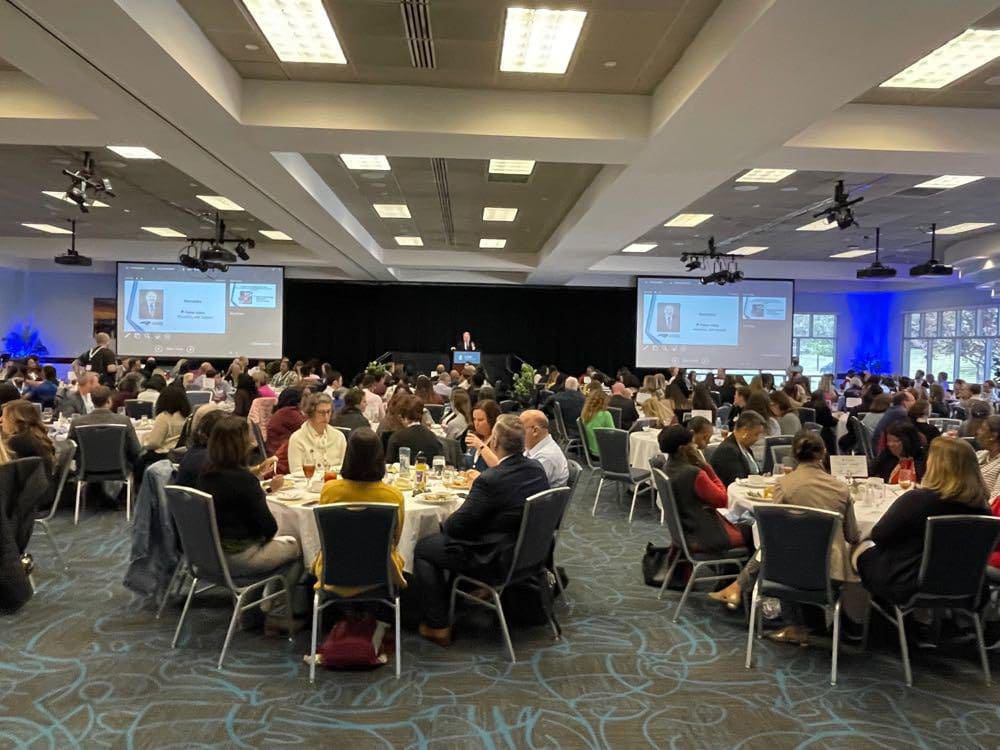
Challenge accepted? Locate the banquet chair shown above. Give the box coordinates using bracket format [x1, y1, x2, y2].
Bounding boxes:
[164, 485, 294, 670]
[702, 443, 718, 463]
[32, 439, 75, 571]
[593, 428, 652, 521]
[73, 424, 133, 525]
[425, 404, 445, 424]
[607, 406, 623, 429]
[250, 421, 269, 458]
[310, 503, 401, 681]
[847, 417, 875, 464]
[928, 418, 961, 433]
[648, 454, 667, 525]
[551, 461, 582, 596]
[709, 391, 722, 407]
[797, 407, 816, 425]
[124, 399, 153, 420]
[803, 421, 823, 434]
[652, 469, 750, 622]
[864, 515, 1000, 687]
[552, 402, 581, 456]
[186, 390, 211, 408]
[762, 436, 795, 475]
[717, 405, 732, 426]
[332, 426, 352, 440]
[745, 505, 844, 685]
[576, 418, 600, 472]
[449, 487, 570, 662]
[770, 444, 795, 471]
[499, 400, 519, 414]
[628, 418, 658, 433]
[0, 457, 49, 603]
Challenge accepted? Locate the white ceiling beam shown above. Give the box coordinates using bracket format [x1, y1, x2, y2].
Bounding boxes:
[529, 0, 1000, 285]
[379, 249, 536, 272]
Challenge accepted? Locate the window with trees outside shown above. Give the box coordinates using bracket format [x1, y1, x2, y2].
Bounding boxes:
[793, 313, 837, 376]
[903, 307, 998, 382]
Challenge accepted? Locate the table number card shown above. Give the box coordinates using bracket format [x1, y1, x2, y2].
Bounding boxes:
[845, 397, 862, 409]
[830, 455, 869, 478]
[690, 409, 715, 422]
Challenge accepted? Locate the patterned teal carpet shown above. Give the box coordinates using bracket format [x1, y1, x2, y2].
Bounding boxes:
[4, 474, 1000, 749]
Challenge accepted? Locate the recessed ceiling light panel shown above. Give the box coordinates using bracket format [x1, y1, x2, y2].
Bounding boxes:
[22, 223, 72, 234]
[394, 236, 423, 246]
[664, 213, 712, 228]
[937, 222, 996, 235]
[483, 207, 518, 221]
[796, 218, 837, 231]
[141, 226, 186, 238]
[479, 238, 507, 249]
[196, 195, 244, 211]
[488, 159, 535, 175]
[913, 175, 983, 189]
[622, 243, 657, 254]
[726, 246, 768, 256]
[373, 203, 411, 218]
[830, 249, 875, 259]
[880, 28, 1000, 89]
[259, 229, 292, 240]
[340, 154, 390, 171]
[107, 145, 161, 159]
[42, 191, 109, 208]
[500, 7, 587, 74]
[243, 0, 347, 64]
[735, 168, 796, 183]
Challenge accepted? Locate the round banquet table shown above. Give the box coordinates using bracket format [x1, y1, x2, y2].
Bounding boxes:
[266, 473, 465, 573]
[629, 429, 662, 469]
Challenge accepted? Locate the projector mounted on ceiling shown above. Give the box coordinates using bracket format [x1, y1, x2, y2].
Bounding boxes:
[857, 227, 895, 279]
[910, 223, 954, 277]
[53, 219, 92, 267]
[815, 179, 863, 230]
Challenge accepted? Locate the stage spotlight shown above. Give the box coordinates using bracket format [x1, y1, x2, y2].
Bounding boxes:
[235, 241, 250, 261]
[685, 257, 702, 271]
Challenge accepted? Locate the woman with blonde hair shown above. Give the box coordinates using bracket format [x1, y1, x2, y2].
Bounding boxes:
[581, 387, 613, 458]
[641, 397, 675, 428]
[857, 437, 989, 606]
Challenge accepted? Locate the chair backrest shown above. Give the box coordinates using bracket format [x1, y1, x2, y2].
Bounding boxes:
[709, 391, 721, 406]
[551, 401, 569, 443]
[2, 457, 49, 553]
[648, 453, 667, 473]
[247, 396, 277, 429]
[75, 424, 129, 481]
[651, 468, 685, 554]
[576, 417, 599, 468]
[607, 406, 622, 428]
[164, 485, 235, 588]
[43, 439, 76, 517]
[498, 400, 518, 414]
[628, 417, 658, 433]
[916, 515, 1000, 607]
[506, 487, 571, 584]
[313, 503, 398, 592]
[755, 504, 841, 600]
[425, 404, 445, 423]
[594, 428, 630, 477]
[929, 418, 961, 432]
[176, 413, 194, 448]
[770, 444, 795, 472]
[848, 417, 874, 463]
[566, 459, 582, 497]
[250, 420, 269, 458]
[333, 425, 352, 439]
[762, 435, 795, 474]
[797, 407, 816, 424]
[124, 399, 153, 420]
[187, 390, 212, 407]
[717, 404, 731, 425]
[802, 421, 822, 434]
[702, 443, 718, 463]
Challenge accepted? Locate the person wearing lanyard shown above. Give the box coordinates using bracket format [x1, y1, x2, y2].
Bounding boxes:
[74, 333, 117, 387]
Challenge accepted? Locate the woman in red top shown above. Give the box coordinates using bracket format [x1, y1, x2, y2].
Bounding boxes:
[266, 387, 306, 459]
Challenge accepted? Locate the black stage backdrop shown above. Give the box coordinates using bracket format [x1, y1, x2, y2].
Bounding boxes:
[284, 280, 636, 379]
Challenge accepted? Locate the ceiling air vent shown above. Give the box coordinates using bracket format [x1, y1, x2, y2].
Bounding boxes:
[431, 157, 455, 245]
[400, 0, 435, 69]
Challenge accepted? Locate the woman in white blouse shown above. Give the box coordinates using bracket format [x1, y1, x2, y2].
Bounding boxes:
[288, 392, 347, 473]
[441, 388, 472, 441]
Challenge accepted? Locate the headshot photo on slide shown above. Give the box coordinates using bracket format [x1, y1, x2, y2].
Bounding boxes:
[140, 289, 164, 320]
[658, 302, 680, 332]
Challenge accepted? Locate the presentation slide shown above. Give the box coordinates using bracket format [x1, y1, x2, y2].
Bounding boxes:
[635, 277, 793, 370]
[117, 263, 283, 358]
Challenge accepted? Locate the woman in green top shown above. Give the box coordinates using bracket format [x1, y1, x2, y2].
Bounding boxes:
[581, 386, 615, 457]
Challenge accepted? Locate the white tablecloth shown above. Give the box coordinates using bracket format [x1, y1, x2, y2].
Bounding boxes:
[266, 476, 465, 573]
[629, 430, 661, 469]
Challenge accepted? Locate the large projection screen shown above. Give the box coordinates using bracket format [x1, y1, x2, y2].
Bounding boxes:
[116, 262, 284, 359]
[635, 277, 793, 370]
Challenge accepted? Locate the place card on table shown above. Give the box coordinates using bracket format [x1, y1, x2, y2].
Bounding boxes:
[690, 409, 714, 422]
[845, 397, 862, 409]
[830, 455, 869, 478]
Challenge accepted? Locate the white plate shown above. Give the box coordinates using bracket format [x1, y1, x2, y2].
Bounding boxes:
[275, 489, 305, 501]
[743, 476, 772, 488]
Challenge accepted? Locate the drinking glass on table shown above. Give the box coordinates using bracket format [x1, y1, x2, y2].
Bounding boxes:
[780, 457, 795, 475]
[302, 449, 316, 480]
[432, 455, 446, 480]
[399, 447, 411, 476]
[443, 466, 456, 485]
[897, 466, 915, 490]
[865, 476, 885, 506]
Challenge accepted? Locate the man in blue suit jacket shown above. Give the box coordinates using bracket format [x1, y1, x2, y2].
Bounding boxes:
[414, 415, 549, 646]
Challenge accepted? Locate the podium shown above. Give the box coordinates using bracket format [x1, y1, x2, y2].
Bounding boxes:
[452, 350, 481, 366]
[384, 350, 512, 380]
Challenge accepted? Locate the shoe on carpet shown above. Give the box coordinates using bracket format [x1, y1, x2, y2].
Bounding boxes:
[264, 615, 306, 637]
[418, 623, 453, 647]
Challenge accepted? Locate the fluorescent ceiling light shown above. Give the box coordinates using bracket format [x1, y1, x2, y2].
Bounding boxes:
[735, 168, 796, 183]
[796, 218, 837, 231]
[22, 223, 72, 234]
[196, 195, 244, 211]
[107, 145, 160, 159]
[829, 249, 874, 259]
[141, 226, 185, 238]
[340, 154, 390, 171]
[259, 229, 292, 240]
[479, 238, 507, 249]
[913, 175, 983, 189]
[483, 206, 518, 221]
[880, 28, 1000, 89]
[488, 159, 535, 175]
[373, 203, 411, 219]
[664, 213, 712, 228]
[394, 236, 423, 246]
[500, 7, 587, 74]
[727, 246, 768, 256]
[41, 190, 108, 208]
[937, 222, 996, 235]
[622, 242, 657, 254]
[243, 0, 347, 64]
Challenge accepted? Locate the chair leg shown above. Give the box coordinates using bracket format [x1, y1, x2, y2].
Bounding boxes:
[492, 590, 516, 663]
[974, 614, 992, 687]
[284, 582, 295, 644]
[745, 582, 759, 669]
[549, 608, 562, 640]
[74, 481, 83, 525]
[310, 591, 321, 683]
[125, 476, 133, 523]
[657, 548, 680, 601]
[894, 606, 913, 687]
[157, 563, 185, 619]
[172, 575, 198, 648]
[831, 599, 842, 686]
[394, 599, 402, 679]
[448, 579, 459, 626]
[39, 521, 68, 571]
[219, 591, 247, 669]
[591, 477, 604, 516]
[672, 562, 700, 623]
[860, 599, 872, 652]
[628, 483, 640, 523]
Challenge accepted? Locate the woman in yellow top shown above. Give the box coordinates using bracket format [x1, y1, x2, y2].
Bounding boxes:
[581, 387, 614, 458]
[314, 427, 406, 597]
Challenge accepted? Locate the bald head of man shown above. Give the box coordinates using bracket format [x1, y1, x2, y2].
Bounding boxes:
[78, 372, 98, 394]
[518, 409, 550, 450]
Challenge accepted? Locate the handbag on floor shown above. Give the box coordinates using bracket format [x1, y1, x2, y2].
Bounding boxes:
[316, 612, 391, 670]
[641, 542, 690, 590]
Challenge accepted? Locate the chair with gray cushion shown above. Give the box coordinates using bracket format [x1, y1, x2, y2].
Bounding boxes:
[762, 435, 795, 475]
[425, 404, 445, 424]
[73, 424, 134, 524]
[124, 399, 153, 420]
[593, 428, 652, 521]
[187, 390, 211, 408]
[552, 401, 580, 455]
[607, 406, 622, 429]
[769, 444, 796, 473]
[797, 407, 816, 425]
[551, 461, 582, 596]
[32, 439, 75, 571]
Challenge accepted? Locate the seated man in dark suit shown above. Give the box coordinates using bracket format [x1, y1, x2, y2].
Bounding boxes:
[59, 372, 98, 418]
[608, 382, 639, 430]
[414, 415, 549, 646]
[709, 409, 766, 487]
[66, 385, 142, 467]
[543, 376, 585, 429]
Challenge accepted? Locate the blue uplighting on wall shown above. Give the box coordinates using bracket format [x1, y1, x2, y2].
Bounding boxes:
[845, 292, 895, 373]
[3, 321, 49, 358]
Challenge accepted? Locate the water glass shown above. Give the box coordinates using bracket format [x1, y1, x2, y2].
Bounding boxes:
[780, 457, 795, 475]
[866, 476, 885, 505]
[399, 447, 411, 475]
[432, 455, 446, 479]
[443, 466, 456, 485]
